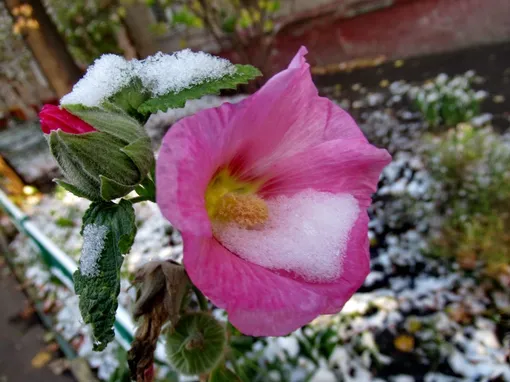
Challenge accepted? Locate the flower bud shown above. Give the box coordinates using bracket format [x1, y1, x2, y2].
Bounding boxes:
[165, 313, 226, 375]
[40, 104, 154, 201]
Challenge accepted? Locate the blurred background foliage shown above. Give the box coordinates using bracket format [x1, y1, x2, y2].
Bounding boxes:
[425, 125, 510, 274]
[43, 0, 124, 66]
[4, 0, 286, 76]
[0, 2, 33, 91]
[409, 73, 487, 127]
[144, 0, 284, 76]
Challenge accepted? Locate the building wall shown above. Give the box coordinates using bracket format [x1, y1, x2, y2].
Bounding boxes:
[156, 0, 510, 75]
[262, 0, 510, 72]
[151, 0, 344, 55]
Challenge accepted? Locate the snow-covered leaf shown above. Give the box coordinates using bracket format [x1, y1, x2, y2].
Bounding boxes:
[137, 64, 261, 115]
[73, 199, 136, 351]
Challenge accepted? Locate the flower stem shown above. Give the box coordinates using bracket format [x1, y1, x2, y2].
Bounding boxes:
[180, 283, 192, 313]
[141, 175, 156, 200]
[193, 285, 209, 311]
[128, 196, 152, 204]
[132, 177, 156, 203]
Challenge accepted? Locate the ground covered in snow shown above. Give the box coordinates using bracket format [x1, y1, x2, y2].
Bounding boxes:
[5, 55, 510, 381]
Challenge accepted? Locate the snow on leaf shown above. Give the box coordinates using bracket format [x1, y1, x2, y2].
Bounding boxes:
[80, 224, 108, 277]
[60, 50, 261, 118]
[135, 50, 237, 96]
[136, 64, 261, 115]
[73, 199, 136, 351]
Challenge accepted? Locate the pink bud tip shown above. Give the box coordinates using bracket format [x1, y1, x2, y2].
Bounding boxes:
[39, 104, 96, 135]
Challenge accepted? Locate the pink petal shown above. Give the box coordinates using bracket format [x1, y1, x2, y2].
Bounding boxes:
[157, 47, 371, 233]
[323, 100, 369, 142]
[313, 211, 371, 313]
[182, 233, 329, 336]
[156, 103, 237, 236]
[288, 46, 309, 69]
[260, 139, 392, 207]
[183, 212, 370, 335]
[229, 47, 367, 179]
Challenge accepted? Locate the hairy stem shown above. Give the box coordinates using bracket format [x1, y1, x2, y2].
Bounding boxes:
[193, 285, 209, 311]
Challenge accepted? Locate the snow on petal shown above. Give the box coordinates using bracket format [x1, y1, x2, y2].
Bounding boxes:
[182, 233, 329, 336]
[214, 190, 359, 282]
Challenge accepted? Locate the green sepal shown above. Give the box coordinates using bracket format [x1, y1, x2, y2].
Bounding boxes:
[60, 132, 139, 180]
[120, 136, 154, 179]
[73, 199, 137, 351]
[64, 104, 146, 143]
[48, 131, 102, 200]
[165, 312, 227, 375]
[138, 64, 262, 114]
[49, 129, 149, 201]
[209, 364, 242, 382]
[60, 131, 140, 182]
[54, 179, 101, 201]
[100, 175, 136, 201]
[134, 175, 156, 202]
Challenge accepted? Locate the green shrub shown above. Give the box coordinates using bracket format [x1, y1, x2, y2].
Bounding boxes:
[409, 73, 487, 127]
[424, 125, 510, 271]
[433, 212, 510, 272]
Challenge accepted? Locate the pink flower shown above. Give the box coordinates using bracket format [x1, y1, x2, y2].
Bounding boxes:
[156, 47, 391, 336]
[39, 104, 96, 134]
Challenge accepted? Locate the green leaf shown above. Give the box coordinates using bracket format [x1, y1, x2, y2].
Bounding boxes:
[108, 348, 133, 382]
[138, 65, 262, 115]
[209, 364, 242, 382]
[73, 199, 137, 351]
[55, 217, 75, 228]
[221, 16, 237, 33]
[267, 0, 281, 12]
[165, 312, 227, 375]
[172, 6, 203, 28]
[107, 78, 150, 121]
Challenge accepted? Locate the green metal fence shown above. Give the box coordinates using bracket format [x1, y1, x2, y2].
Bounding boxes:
[0, 190, 170, 366]
[0, 190, 137, 351]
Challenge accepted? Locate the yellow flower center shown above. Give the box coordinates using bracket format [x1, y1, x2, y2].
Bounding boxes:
[205, 169, 268, 229]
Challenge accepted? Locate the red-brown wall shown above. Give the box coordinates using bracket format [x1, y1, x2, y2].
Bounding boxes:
[224, 0, 510, 74]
